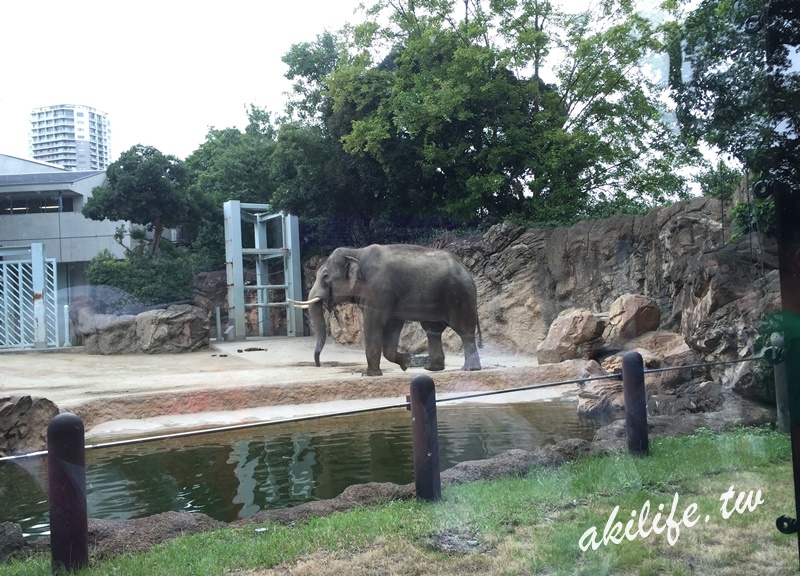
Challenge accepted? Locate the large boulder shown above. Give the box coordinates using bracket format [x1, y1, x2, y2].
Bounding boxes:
[76, 304, 209, 354]
[0, 395, 59, 455]
[136, 305, 210, 354]
[602, 294, 661, 346]
[536, 308, 607, 364]
[80, 313, 137, 354]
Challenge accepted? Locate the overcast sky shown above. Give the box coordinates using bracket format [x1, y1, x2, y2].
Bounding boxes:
[0, 0, 364, 162]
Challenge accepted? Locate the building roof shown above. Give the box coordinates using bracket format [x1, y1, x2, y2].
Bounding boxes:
[0, 171, 105, 187]
[0, 171, 107, 197]
[0, 153, 67, 174]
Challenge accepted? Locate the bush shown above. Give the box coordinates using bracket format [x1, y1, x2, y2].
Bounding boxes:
[87, 248, 195, 311]
[731, 196, 776, 239]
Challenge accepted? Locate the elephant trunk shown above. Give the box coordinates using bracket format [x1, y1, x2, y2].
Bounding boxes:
[309, 300, 327, 367]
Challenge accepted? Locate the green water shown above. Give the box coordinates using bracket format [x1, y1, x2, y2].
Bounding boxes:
[0, 399, 604, 538]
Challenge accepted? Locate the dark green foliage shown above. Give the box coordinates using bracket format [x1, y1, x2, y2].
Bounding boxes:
[184, 107, 277, 207]
[670, 0, 769, 169]
[731, 196, 777, 239]
[184, 108, 279, 270]
[262, 0, 699, 249]
[188, 212, 226, 273]
[84, 145, 191, 256]
[87, 249, 194, 311]
[672, 0, 800, 194]
[697, 161, 743, 201]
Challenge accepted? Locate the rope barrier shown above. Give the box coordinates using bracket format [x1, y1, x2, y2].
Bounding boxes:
[0, 400, 410, 463]
[641, 356, 763, 375]
[0, 355, 766, 464]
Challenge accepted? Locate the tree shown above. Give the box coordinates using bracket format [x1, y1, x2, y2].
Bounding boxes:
[278, 0, 698, 236]
[185, 106, 278, 207]
[184, 107, 279, 270]
[671, 0, 800, 190]
[84, 145, 190, 256]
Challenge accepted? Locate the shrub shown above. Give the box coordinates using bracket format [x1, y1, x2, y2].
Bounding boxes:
[87, 248, 194, 311]
[731, 196, 776, 239]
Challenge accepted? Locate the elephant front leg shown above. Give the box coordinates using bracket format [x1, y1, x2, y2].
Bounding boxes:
[362, 309, 384, 376]
[421, 321, 446, 371]
[382, 318, 410, 371]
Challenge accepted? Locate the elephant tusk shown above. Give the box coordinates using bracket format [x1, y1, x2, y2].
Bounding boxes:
[287, 297, 322, 307]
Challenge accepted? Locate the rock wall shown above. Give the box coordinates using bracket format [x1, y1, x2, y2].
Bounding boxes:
[443, 197, 779, 358]
[308, 197, 781, 397]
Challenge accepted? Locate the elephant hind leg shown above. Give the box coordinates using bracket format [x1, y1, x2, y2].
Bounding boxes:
[382, 318, 410, 371]
[421, 321, 446, 371]
[459, 332, 482, 371]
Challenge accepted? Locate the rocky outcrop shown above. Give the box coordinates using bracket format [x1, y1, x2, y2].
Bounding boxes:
[74, 303, 210, 355]
[534, 294, 663, 365]
[531, 295, 695, 417]
[446, 198, 779, 361]
[0, 396, 59, 456]
[307, 198, 780, 404]
[603, 294, 662, 346]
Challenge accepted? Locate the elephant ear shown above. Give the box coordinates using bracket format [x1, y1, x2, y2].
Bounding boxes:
[344, 256, 361, 289]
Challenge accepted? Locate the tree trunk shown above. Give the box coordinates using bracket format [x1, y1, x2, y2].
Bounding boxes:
[150, 219, 164, 256]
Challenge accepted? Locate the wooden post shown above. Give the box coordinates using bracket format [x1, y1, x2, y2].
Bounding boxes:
[622, 351, 649, 456]
[409, 375, 441, 501]
[48, 413, 88, 573]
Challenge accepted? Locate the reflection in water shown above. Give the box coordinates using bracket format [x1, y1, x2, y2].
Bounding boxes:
[0, 399, 602, 538]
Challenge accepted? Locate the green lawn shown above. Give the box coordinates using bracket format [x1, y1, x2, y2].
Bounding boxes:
[3, 426, 797, 576]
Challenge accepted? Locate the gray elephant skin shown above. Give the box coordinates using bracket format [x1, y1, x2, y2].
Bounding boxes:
[294, 244, 482, 376]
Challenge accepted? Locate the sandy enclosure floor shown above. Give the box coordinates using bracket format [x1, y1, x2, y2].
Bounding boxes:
[0, 337, 582, 439]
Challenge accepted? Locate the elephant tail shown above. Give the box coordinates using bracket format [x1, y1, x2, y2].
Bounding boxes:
[476, 317, 483, 349]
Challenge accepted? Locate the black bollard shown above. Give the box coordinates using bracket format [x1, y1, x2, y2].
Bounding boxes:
[621, 351, 649, 456]
[48, 412, 88, 573]
[409, 375, 441, 501]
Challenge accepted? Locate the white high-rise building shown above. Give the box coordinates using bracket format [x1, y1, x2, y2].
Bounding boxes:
[29, 104, 111, 171]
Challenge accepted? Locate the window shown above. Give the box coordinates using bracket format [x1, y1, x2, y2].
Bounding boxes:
[0, 196, 73, 214]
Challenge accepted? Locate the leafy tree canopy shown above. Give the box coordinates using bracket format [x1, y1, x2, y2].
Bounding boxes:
[270, 0, 700, 237]
[185, 106, 278, 207]
[670, 0, 800, 184]
[183, 107, 280, 270]
[83, 145, 191, 255]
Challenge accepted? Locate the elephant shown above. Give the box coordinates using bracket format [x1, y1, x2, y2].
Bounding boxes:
[289, 244, 482, 376]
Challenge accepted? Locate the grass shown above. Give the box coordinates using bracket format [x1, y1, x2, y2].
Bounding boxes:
[3, 426, 798, 575]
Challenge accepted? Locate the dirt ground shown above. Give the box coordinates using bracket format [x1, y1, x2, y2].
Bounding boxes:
[1, 336, 582, 439]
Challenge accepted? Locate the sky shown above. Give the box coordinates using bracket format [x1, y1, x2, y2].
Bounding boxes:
[0, 0, 365, 162]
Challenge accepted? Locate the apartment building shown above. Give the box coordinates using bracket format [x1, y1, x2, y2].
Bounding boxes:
[29, 104, 111, 171]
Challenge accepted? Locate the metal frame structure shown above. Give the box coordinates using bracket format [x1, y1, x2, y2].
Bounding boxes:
[0, 243, 59, 349]
[223, 201, 303, 340]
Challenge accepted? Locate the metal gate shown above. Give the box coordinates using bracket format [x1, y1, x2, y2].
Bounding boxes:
[0, 244, 59, 349]
[223, 201, 304, 340]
